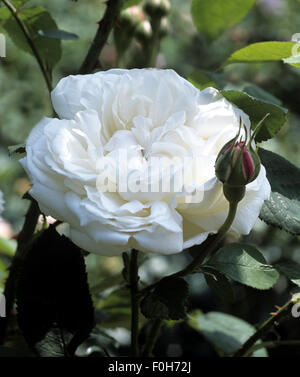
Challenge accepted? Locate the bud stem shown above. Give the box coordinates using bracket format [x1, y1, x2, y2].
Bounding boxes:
[139, 190, 243, 297]
[149, 17, 161, 66]
[223, 184, 246, 204]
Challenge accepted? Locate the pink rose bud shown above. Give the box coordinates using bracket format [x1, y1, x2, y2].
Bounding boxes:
[215, 120, 261, 187]
[129, 6, 145, 23]
[118, 6, 141, 30]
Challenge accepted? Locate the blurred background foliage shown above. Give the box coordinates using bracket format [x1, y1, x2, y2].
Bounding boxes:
[1, 0, 300, 357]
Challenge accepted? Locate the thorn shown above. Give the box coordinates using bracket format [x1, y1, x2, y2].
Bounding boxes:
[274, 305, 281, 310]
[270, 312, 278, 316]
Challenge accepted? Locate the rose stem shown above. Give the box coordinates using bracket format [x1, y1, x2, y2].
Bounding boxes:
[142, 319, 163, 357]
[129, 249, 140, 357]
[78, 0, 125, 74]
[232, 298, 298, 357]
[148, 17, 162, 67]
[242, 340, 300, 354]
[137, 196, 241, 355]
[138, 196, 241, 297]
[1, 0, 53, 94]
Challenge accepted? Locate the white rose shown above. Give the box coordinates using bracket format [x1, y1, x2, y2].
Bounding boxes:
[20, 69, 270, 256]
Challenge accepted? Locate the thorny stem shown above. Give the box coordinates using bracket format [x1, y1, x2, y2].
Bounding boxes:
[233, 297, 299, 357]
[78, 0, 125, 74]
[129, 249, 140, 357]
[1, 0, 52, 93]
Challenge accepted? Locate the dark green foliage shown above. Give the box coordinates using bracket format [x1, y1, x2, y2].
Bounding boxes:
[16, 226, 95, 356]
[141, 277, 189, 320]
[259, 148, 300, 235]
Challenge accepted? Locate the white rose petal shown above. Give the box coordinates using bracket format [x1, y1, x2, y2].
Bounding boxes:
[20, 69, 271, 256]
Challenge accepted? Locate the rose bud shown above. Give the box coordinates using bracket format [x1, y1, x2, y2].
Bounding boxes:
[159, 17, 170, 38]
[119, 5, 145, 31]
[135, 19, 153, 44]
[143, 0, 171, 18]
[215, 139, 261, 187]
[114, 6, 145, 55]
[215, 117, 267, 203]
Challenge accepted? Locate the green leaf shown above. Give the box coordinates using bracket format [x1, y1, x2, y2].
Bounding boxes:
[0, 236, 17, 256]
[96, 287, 132, 329]
[141, 293, 169, 320]
[188, 311, 267, 357]
[8, 143, 26, 160]
[241, 84, 282, 107]
[261, 193, 300, 235]
[76, 330, 119, 357]
[207, 243, 279, 290]
[90, 274, 123, 295]
[188, 70, 219, 90]
[141, 278, 189, 320]
[259, 149, 300, 199]
[221, 90, 288, 142]
[0, 6, 62, 70]
[274, 260, 300, 286]
[14, 0, 31, 8]
[37, 29, 79, 40]
[34, 327, 73, 357]
[258, 148, 300, 235]
[123, 0, 143, 9]
[16, 227, 94, 356]
[0, 7, 11, 23]
[202, 267, 235, 303]
[0, 258, 7, 284]
[223, 41, 296, 67]
[191, 0, 255, 39]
